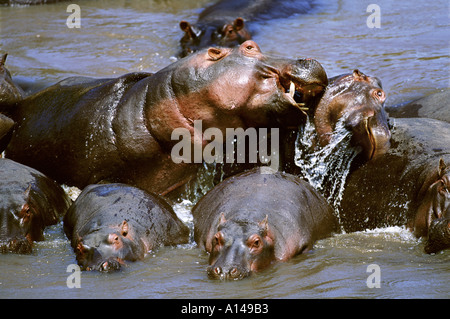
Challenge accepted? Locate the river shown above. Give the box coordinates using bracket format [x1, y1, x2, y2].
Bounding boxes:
[0, 0, 449, 299]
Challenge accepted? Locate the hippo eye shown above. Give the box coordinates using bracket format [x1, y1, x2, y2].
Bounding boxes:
[372, 89, 385, 102]
[248, 235, 263, 253]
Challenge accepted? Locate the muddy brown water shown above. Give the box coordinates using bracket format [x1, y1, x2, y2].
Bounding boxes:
[0, 0, 449, 299]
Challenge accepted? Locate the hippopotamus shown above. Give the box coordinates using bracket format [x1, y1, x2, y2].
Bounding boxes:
[386, 89, 450, 124]
[0, 158, 71, 254]
[0, 53, 24, 107]
[5, 41, 327, 196]
[0, 113, 14, 152]
[313, 69, 391, 161]
[179, 0, 316, 57]
[192, 167, 339, 280]
[339, 117, 450, 254]
[63, 183, 190, 272]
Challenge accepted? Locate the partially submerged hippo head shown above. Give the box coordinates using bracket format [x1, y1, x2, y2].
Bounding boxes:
[179, 18, 251, 58]
[74, 220, 144, 272]
[314, 69, 391, 160]
[207, 213, 275, 280]
[0, 53, 24, 106]
[413, 159, 450, 254]
[0, 183, 67, 254]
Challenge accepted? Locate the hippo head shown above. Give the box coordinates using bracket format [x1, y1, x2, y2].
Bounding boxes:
[179, 18, 251, 58]
[74, 220, 144, 272]
[156, 40, 328, 145]
[0, 53, 24, 106]
[414, 159, 450, 254]
[314, 69, 391, 160]
[0, 185, 48, 254]
[206, 214, 275, 280]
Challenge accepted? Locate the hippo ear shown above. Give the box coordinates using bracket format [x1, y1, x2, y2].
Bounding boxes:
[352, 69, 368, 82]
[121, 220, 129, 237]
[0, 53, 6, 67]
[23, 184, 32, 200]
[218, 212, 227, 226]
[233, 18, 245, 31]
[180, 21, 196, 39]
[207, 47, 228, 61]
[258, 215, 269, 234]
[438, 158, 448, 178]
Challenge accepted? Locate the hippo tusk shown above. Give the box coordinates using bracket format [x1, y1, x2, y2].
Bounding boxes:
[289, 81, 295, 99]
[288, 81, 309, 115]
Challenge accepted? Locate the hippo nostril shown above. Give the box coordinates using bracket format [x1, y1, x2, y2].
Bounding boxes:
[214, 267, 222, 275]
[230, 267, 238, 275]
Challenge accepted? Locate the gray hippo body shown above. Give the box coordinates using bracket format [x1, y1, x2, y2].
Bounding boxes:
[5, 41, 327, 196]
[63, 183, 190, 272]
[192, 167, 338, 280]
[386, 90, 450, 124]
[340, 118, 450, 253]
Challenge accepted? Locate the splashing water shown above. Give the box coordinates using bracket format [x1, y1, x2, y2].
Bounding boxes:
[294, 118, 361, 212]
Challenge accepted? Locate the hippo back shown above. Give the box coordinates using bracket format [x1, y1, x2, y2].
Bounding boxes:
[340, 118, 450, 232]
[63, 183, 189, 250]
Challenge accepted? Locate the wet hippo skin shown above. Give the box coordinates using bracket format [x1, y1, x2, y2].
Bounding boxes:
[340, 118, 450, 253]
[63, 183, 190, 272]
[5, 41, 327, 196]
[192, 167, 339, 280]
[0, 158, 71, 254]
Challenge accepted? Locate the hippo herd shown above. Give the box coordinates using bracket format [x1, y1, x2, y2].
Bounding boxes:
[0, 0, 449, 281]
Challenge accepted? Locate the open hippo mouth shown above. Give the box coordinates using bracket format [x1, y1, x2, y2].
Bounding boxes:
[280, 58, 329, 116]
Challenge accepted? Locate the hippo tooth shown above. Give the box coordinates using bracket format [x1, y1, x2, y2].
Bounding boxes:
[289, 81, 295, 98]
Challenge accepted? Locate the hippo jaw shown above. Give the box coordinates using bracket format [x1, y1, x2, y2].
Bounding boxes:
[346, 107, 391, 161]
[74, 229, 142, 272]
[206, 214, 275, 280]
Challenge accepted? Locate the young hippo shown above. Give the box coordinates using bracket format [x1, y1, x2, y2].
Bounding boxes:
[5, 41, 327, 196]
[0, 158, 71, 253]
[340, 117, 450, 253]
[192, 167, 339, 280]
[63, 183, 190, 272]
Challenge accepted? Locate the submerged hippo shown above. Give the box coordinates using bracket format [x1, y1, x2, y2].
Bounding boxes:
[313, 69, 391, 161]
[63, 183, 190, 272]
[386, 89, 450, 124]
[179, 0, 316, 57]
[6, 41, 327, 196]
[340, 118, 450, 253]
[0, 158, 71, 254]
[192, 167, 339, 280]
[0, 53, 24, 107]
